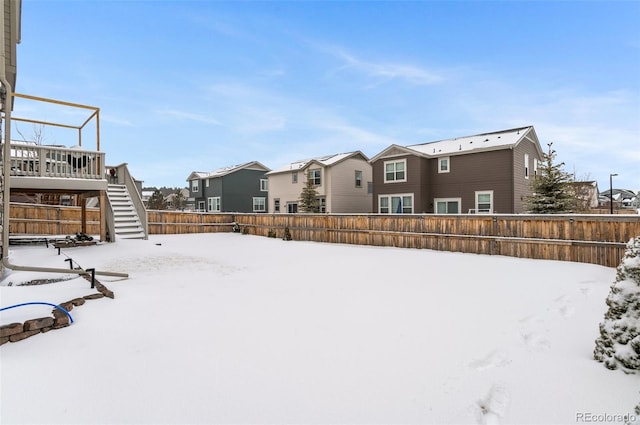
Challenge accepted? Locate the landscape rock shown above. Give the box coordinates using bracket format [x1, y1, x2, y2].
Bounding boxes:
[0, 322, 24, 337]
[52, 309, 69, 319]
[1, 279, 116, 345]
[71, 298, 86, 306]
[9, 329, 41, 342]
[23, 317, 55, 331]
[59, 302, 74, 312]
[53, 315, 71, 329]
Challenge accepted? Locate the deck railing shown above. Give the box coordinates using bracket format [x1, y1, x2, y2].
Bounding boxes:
[6, 143, 105, 180]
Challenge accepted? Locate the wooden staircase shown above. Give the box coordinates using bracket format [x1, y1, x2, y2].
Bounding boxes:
[106, 184, 146, 239]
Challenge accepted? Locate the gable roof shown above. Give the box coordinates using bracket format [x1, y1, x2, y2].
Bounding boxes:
[267, 151, 369, 175]
[186, 161, 270, 181]
[370, 126, 541, 162]
[570, 181, 598, 189]
[600, 188, 638, 200]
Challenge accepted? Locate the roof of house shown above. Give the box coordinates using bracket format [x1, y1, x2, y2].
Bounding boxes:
[187, 161, 270, 181]
[600, 188, 638, 199]
[370, 126, 540, 162]
[267, 151, 369, 175]
[569, 181, 598, 188]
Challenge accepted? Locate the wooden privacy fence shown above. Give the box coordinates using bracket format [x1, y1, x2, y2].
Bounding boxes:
[9, 203, 100, 236]
[9, 205, 639, 268]
[147, 210, 640, 268]
[147, 211, 234, 234]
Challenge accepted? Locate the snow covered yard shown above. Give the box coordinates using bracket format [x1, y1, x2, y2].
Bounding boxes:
[0, 233, 638, 424]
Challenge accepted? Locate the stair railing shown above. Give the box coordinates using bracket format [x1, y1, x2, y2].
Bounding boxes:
[103, 192, 117, 242]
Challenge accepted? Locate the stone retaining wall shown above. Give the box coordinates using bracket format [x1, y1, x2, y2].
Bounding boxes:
[0, 276, 114, 345]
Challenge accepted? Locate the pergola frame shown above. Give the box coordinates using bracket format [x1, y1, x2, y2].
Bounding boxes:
[5, 92, 101, 150]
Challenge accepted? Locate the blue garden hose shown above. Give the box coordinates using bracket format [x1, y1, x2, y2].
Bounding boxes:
[0, 302, 74, 324]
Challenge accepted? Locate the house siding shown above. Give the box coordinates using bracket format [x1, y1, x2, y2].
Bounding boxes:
[267, 170, 303, 213]
[268, 153, 372, 214]
[512, 138, 541, 213]
[189, 168, 268, 213]
[189, 181, 204, 210]
[220, 170, 268, 212]
[428, 149, 513, 213]
[371, 127, 543, 214]
[327, 157, 372, 213]
[372, 155, 426, 213]
[4, 0, 19, 90]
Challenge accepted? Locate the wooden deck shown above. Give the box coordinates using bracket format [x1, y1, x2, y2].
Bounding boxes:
[4, 143, 109, 242]
[7, 142, 107, 193]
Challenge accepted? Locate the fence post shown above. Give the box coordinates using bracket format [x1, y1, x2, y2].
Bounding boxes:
[57, 206, 62, 236]
[568, 217, 577, 263]
[86, 268, 96, 288]
[492, 216, 499, 255]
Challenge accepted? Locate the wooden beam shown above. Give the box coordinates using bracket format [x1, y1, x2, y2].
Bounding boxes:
[81, 196, 87, 234]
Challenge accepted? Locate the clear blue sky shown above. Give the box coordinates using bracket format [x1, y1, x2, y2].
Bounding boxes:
[13, 0, 640, 191]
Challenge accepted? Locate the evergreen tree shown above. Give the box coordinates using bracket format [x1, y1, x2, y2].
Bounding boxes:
[594, 237, 640, 373]
[526, 143, 577, 213]
[147, 189, 168, 210]
[171, 189, 187, 211]
[299, 175, 319, 213]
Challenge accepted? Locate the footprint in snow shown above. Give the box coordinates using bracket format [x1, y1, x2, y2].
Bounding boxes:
[579, 286, 594, 296]
[518, 315, 543, 325]
[473, 384, 510, 425]
[558, 304, 575, 318]
[520, 330, 550, 351]
[468, 350, 511, 371]
[517, 315, 550, 351]
[553, 295, 575, 318]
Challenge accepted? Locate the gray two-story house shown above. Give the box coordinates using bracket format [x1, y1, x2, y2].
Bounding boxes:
[369, 126, 543, 214]
[187, 161, 271, 213]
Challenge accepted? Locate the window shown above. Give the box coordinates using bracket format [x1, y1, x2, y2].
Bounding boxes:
[355, 170, 363, 188]
[260, 179, 268, 191]
[379, 196, 390, 214]
[533, 158, 538, 177]
[208, 197, 221, 212]
[438, 157, 450, 173]
[253, 197, 266, 212]
[191, 180, 199, 192]
[378, 194, 413, 214]
[434, 198, 461, 214]
[287, 203, 298, 213]
[292, 172, 298, 184]
[206, 179, 210, 188]
[318, 197, 326, 213]
[475, 191, 493, 213]
[398, 196, 413, 213]
[274, 199, 280, 213]
[384, 159, 406, 183]
[524, 154, 530, 179]
[197, 201, 205, 212]
[309, 169, 321, 185]
[367, 182, 373, 194]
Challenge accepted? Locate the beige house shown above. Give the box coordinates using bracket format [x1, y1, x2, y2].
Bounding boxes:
[570, 181, 599, 211]
[266, 151, 372, 213]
